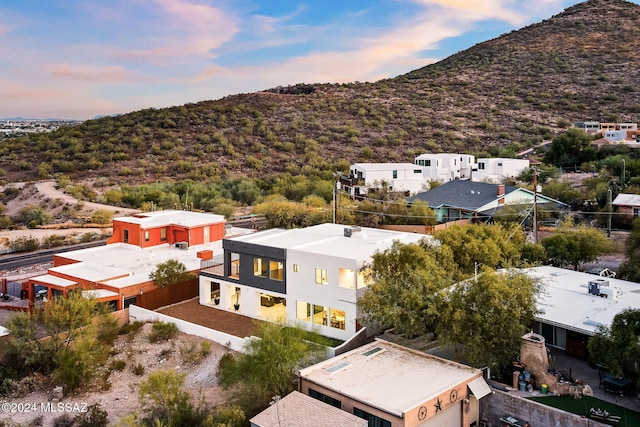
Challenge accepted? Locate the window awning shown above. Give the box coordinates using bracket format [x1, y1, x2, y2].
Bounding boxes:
[468, 377, 492, 399]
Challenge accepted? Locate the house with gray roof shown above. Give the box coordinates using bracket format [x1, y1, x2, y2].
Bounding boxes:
[408, 180, 566, 223]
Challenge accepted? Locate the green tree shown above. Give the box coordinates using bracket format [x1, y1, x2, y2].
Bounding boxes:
[217, 323, 328, 415]
[149, 259, 195, 288]
[618, 217, 640, 282]
[407, 200, 436, 226]
[5, 292, 116, 389]
[543, 128, 596, 168]
[359, 240, 453, 338]
[588, 309, 640, 382]
[437, 270, 540, 369]
[541, 222, 612, 270]
[137, 369, 207, 426]
[16, 204, 53, 228]
[436, 223, 523, 279]
[90, 209, 114, 224]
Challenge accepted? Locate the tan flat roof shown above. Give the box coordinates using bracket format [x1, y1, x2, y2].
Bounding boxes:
[298, 340, 482, 417]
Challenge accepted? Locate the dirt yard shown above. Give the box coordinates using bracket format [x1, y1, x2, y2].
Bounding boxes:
[0, 322, 231, 427]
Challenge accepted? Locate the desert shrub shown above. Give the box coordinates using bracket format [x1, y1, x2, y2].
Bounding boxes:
[73, 403, 109, 427]
[5, 235, 40, 252]
[90, 209, 113, 225]
[179, 341, 212, 365]
[110, 359, 126, 371]
[120, 320, 144, 336]
[132, 364, 145, 376]
[96, 313, 120, 345]
[53, 414, 74, 427]
[42, 234, 67, 248]
[148, 321, 179, 343]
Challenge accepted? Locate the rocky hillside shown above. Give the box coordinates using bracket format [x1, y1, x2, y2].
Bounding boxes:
[2, 0, 638, 184]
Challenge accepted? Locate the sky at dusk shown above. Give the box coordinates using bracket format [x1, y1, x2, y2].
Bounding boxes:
[1, 0, 637, 120]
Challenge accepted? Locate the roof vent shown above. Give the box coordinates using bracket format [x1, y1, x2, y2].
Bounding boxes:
[344, 228, 352, 238]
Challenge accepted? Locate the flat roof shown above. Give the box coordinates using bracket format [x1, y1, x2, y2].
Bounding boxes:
[249, 391, 367, 427]
[298, 340, 481, 417]
[114, 209, 225, 228]
[28, 274, 77, 288]
[613, 193, 640, 207]
[523, 266, 640, 335]
[46, 227, 252, 290]
[227, 223, 431, 261]
[352, 162, 418, 170]
[82, 289, 119, 299]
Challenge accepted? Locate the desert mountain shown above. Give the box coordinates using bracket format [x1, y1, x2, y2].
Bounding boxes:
[2, 0, 639, 184]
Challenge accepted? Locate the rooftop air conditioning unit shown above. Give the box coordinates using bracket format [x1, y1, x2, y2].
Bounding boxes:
[175, 242, 189, 250]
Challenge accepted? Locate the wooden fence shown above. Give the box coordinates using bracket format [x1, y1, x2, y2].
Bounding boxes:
[136, 278, 199, 310]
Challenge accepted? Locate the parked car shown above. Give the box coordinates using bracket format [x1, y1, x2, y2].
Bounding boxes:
[585, 267, 616, 279]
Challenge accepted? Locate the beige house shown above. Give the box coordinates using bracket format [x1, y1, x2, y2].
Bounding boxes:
[297, 340, 492, 427]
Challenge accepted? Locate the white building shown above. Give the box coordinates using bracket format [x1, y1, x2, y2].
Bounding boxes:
[522, 266, 640, 359]
[472, 158, 530, 183]
[414, 153, 475, 182]
[198, 224, 431, 341]
[342, 163, 426, 197]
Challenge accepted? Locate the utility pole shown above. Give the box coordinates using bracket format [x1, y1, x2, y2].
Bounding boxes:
[333, 173, 341, 224]
[607, 188, 612, 238]
[533, 165, 539, 244]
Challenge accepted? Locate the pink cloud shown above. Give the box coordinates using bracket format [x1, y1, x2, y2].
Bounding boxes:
[49, 64, 142, 82]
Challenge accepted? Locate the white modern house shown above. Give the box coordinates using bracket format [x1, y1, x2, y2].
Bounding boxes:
[198, 223, 431, 341]
[414, 153, 475, 182]
[472, 158, 530, 183]
[341, 163, 426, 197]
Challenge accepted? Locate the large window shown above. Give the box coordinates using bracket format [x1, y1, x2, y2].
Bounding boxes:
[308, 388, 341, 409]
[329, 308, 346, 330]
[253, 258, 267, 277]
[315, 268, 328, 285]
[160, 228, 167, 241]
[313, 305, 326, 325]
[338, 268, 355, 289]
[270, 261, 284, 281]
[353, 407, 391, 427]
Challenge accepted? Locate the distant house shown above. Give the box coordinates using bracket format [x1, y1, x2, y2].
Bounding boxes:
[612, 193, 640, 222]
[414, 153, 474, 182]
[341, 163, 426, 197]
[408, 180, 566, 223]
[298, 339, 492, 427]
[472, 158, 530, 183]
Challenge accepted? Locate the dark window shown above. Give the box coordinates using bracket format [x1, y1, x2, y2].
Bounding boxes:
[123, 296, 137, 309]
[308, 388, 341, 409]
[392, 170, 398, 179]
[123, 229, 129, 243]
[353, 407, 392, 427]
[425, 160, 431, 167]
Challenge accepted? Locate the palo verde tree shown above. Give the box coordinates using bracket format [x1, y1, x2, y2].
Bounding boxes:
[437, 270, 540, 370]
[588, 309, 640, 383]
[149, 259, 195, 288]
[217, 323, 329, 416]
[435, 223, 523, 280]
[358, 239, 454, 338]
[541, 220, 613, 270]
[5, 291, 118, 390]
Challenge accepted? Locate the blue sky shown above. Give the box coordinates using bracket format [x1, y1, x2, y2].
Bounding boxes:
[1, 0, 635, 120]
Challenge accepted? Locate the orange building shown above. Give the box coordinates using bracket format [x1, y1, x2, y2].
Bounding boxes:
[28, 210, 234, 310]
